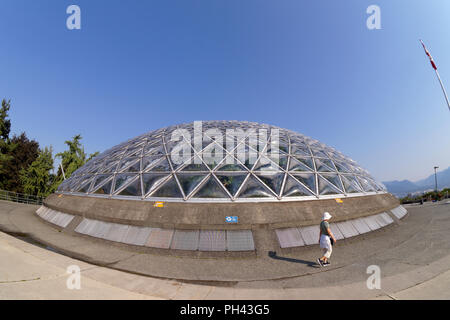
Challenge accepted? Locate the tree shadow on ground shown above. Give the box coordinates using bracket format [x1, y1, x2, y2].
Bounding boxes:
[268, 251, 319, 268]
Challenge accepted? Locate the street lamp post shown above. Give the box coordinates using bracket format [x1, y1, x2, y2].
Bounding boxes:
[434, 166, 439, 193]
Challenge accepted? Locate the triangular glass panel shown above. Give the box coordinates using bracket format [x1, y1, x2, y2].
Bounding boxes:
[253, 156, 282, 172]
[191, 135, 203, 152]
[309, 141, 322, 149]
[268, 154, 287, 170]
[165, 138, 190, 155]
[176, 173, 208, 197]
[148, 156, 171, 172]
[291, 145, 311, 156]
[192, 176, 230, 198]
[317, 175, 341, 195]
[223, 134, 239, 151]
[201, 141, 225, 163]
[291, 173, 316, 193]
[240, 143, 259, 164]
[311, 148, 329, 158]
[340, 175, 362, 193]
[315, 158, 336, 172]
[201, 138, 214, 151]
[68, 177, 83, 191]
[151, 176, 183, 198]
[215, 162, 247, 171]
[215, 174, 248, 196]
[266, 143, 288, 155]
[180, 156, 209, 172]
[90, 175, 112, 193]
[291, 156, 314, 170]
[92, 177, 113, 195]
[124, 148, 142, 158]
[320, 173, 344, 192]
[352, 166, 364, 175]
[57, 179, 70, 192]
[76, 176, 94, 193]
[334, 160, 352, 173]
[234, 152, 255, 170]
[118, 176, 142, 197]
[142, 173, 170, 195]
[66, 177, 80, 191]
[255, 172, 285, 196]
[288, 157, 313, 172]
[237, 175, 274, 198]
[109, 150, 125, 161]
[289, 136, 305, 145]
[202, 158, 222, 170]
[368, 178, 381, 191]
[144, 140, 160, 151]
[169, 152, 192, 171]
[357, 176, 376, 192]
[142, 156, 165, 172]
[118, 158, 141, 172]
[114, 174, 138, 193]
[101, 160, 119, 173]
[282, 175, 315, 197]
[373, 181, 385, 191]
[144, 145, 165, 156]
[86, 163, 101, 174]
[278, 142, 289, 154]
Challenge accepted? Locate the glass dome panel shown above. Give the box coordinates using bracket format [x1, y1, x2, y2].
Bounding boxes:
[57, 121, 386, 202]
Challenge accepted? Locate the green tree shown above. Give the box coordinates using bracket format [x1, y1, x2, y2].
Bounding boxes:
[0, 99, 40, 192]
[53, 134, 98, 189]
[0, 99, 14, 188]
[1, 133, 39, 192]
[0, 99, 11, 140]
[20, 147, 55, 197]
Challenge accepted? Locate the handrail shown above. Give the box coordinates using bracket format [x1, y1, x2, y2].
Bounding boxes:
[0, 189, 43, 205]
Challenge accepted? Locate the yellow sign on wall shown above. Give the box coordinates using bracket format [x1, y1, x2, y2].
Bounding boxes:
[335, 198, 343, 203]
[153, 201, 164, 208]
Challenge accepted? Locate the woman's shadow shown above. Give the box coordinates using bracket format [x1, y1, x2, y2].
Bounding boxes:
[268, 251, 319, 268]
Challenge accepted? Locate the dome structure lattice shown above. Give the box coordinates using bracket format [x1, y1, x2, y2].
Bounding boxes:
[57, 121, 386, 202]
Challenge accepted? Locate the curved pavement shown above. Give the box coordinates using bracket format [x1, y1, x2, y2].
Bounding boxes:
[0, 200, 449, 299]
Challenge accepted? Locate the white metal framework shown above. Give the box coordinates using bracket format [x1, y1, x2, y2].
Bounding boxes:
[56, 121, 387, 202]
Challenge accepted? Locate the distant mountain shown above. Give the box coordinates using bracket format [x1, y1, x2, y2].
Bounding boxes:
[382, 180, 419, 195]
[383, 166, 450, 197]
[415, 167, 450, 189]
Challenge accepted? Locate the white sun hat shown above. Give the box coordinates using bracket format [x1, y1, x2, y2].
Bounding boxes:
[322, 212, 332, 221]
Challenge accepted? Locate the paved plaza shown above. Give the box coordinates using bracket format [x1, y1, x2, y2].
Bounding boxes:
[0, 200, 449, 299]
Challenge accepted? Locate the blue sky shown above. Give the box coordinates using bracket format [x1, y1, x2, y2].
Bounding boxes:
[0, 0, 449, 182]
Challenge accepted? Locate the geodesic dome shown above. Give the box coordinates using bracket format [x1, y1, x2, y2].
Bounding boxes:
[56, 121, 386, 202]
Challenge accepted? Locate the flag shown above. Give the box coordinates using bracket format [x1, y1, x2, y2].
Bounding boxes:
[420, 40, 438, 70]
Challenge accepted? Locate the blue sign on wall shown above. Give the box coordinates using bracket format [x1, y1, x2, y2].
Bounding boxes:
[226, 216, 238, 223]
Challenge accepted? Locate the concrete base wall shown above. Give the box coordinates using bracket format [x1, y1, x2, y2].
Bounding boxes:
[44, 193, 399, 230]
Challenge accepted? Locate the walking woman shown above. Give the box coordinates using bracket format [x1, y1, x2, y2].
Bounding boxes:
[317, 212, 337, 267]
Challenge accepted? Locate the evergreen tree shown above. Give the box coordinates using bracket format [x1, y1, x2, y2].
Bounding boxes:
[2, 133, 39, 192]
[0, 99, 14, 188]
[20, 147, 55, 197]
[0, 99, 11, 140]
[52, 134, 99, 189]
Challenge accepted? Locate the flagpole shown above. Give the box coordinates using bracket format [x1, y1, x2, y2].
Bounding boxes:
[60, 162, 66, 180]
[434, 69, 450, 111]
[420, 39, 450, 112]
